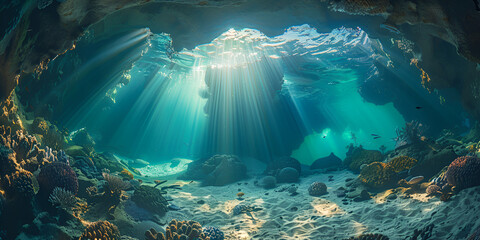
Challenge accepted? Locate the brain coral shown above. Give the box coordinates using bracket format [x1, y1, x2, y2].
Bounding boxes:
[203, 226, 224, 240]
[308, 181, 327, 196]
[132, 185, 168, 216]
[344, 147, 383, 172]
[37, 162, 78, 195]
[358, 162, 395, 189]
[79, 221, 120, 240]
[145, 219, 209, 240]
[387, 156, 418, 173]
[445, 156, 480, 189]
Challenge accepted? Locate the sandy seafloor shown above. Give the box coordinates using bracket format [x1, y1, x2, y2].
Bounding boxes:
[117, 160, 480, 240]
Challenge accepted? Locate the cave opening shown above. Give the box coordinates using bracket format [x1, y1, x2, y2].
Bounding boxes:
[15, 23, 466, 167]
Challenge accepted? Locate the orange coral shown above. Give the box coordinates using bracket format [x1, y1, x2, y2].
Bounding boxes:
[119, 168, 133, 180]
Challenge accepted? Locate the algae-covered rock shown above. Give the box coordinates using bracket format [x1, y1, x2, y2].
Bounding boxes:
[132, 185, 168, 216]
[202, 154, 247, 186]
[344, 147, 383, 172]
[92, 153, 124, 173]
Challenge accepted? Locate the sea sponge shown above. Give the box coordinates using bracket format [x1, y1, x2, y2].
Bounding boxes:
[145, 219, 209, 240]
[308, 181, 327, 196]
[37, 162, 78, 196]
[344, 147, 383, 172]
[358, 162, 395, 189]
[203, 226, 224, 240]
[387, 156, 418, 173]
[132, 185, 168, 216]
[79, 221, 120, 240]
[445, 156, 480, 189]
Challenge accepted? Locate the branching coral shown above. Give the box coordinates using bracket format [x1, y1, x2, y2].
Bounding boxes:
[48, 187, 77, 211]
[445, 156, 480, 190]
[394, 121, 426, 148]
[145, 219, 210, 240]
[79, 221, 120, 240]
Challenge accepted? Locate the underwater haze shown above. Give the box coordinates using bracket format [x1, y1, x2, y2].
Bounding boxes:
[2, 1, 480, 239]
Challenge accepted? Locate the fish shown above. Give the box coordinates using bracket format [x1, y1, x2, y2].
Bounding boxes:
[415, 106, 423, 109]
[373, 136, 381, 139]
[380, 23, 401, 34]
[371, 134, 380, 137]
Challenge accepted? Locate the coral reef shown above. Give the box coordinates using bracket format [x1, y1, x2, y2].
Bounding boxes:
[79, 221, 120, 240]
[145, 219, 209, 240]
[92, 153, 124, 173]
[103, 173, 131, 195]
[387, 156, 418, 173]
[37, 162, 78, 196]
[310, 152, 342, 170]
[358, 162, 395, 189]
[308, 181, 327, 196]
[132, 185, 168, 216]
[203, 226, 224, 240]
[0, 95, 23, 132]
[201, 154, 247, 186]
[445, 156, 480, 190]
[344, 146, 383, 172]
[276, 167, 299, 183]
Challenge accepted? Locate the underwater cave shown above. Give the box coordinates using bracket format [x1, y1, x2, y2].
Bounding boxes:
[1, 0, 480, 239]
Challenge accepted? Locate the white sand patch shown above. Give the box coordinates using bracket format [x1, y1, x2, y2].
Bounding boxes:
[138, 170, 480, 239]
[136, 158, 192, 177]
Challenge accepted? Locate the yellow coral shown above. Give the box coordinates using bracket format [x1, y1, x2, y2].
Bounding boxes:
[119, 168, 133, 180]
[359, 162, 395, 189]
[387, 156, 418, 173]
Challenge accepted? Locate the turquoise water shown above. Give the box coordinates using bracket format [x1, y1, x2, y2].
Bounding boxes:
[37, 24, 461, 165]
